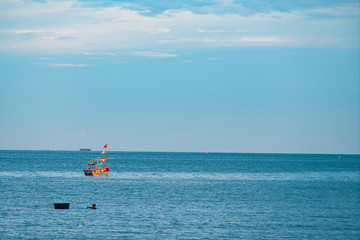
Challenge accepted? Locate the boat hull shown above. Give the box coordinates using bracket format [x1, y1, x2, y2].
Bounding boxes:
[83, 169, 93, 176]
[92, 171, 109, 176]
[83, 169, 109, 176]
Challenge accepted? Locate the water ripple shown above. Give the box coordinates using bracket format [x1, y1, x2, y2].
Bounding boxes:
[1, 171, 359, 182]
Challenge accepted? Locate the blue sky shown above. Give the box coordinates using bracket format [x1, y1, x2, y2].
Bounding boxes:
[0, 0, 359, 153]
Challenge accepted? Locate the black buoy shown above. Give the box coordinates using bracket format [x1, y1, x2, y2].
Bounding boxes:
[54, 203, 70, 209]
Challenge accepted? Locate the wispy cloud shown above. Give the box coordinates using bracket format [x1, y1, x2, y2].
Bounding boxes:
[306, 3, 360, 17]
[32, 62, 91, 67]
[198, 29, 226, 33]
[230, 36, 288, 43]
[206, 57, 224, 61]
[12, 29, 80, 35]
[38, 57, 56, 60]
[138, 27, 172, 34]
[198, 29, 249, 33]
[111, 61, 128, 64]
[83, 52, 118, 56]
[132, 51, 178, 58]
[84, 57, 104, 60]
[158, 38, 217, 44]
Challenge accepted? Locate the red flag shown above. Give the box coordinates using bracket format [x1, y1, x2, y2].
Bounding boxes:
[104, 144, 108, 148]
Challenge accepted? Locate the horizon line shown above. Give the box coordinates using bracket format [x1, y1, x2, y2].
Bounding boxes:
[0, 149, 359, 156]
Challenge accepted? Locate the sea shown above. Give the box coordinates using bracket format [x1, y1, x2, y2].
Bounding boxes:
[0, 151, 359, 239]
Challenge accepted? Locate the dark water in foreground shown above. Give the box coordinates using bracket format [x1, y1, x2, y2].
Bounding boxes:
[0, 151, 359, 239]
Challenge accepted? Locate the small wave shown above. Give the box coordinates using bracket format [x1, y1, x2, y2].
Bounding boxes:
[0, 171, 82, 178]
[1, 171, 359, 182]
[110, 171, 360, 182]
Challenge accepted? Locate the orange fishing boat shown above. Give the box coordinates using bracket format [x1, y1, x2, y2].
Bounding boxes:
[83, 144, 112, 176]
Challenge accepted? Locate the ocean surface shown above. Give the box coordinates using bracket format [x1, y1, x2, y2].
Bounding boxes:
[0, 151, 359, 239]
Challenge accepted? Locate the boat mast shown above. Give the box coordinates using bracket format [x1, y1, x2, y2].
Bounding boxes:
[103, 144, 107, 169]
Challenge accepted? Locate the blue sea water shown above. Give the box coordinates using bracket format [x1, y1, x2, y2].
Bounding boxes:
[0, 151, 359, 239]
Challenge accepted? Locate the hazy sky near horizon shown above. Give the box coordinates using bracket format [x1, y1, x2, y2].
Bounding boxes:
[0, 0, 359, 153]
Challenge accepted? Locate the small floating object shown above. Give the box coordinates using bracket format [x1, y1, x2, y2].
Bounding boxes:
[80, 148, 92, 151]
[54, 203, 70, 209]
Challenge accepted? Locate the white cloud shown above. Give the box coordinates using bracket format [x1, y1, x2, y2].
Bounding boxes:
[157, 28, 172, 33]
[198, 29, 226, 33]
[32, 62, 91, 67]
[0, 0, 76, 18]
[83, 52, 118, 56]
[132, 51, 178, 58]
[158, 38, 217, 44]
[12, 29, 81, 35]
[138, 27, 172, 34]
[0, 0, 358, 53]
[306, 3, 360, 17]
[158, 36, 286, 46]
[198, 29, 249, 33]
[231, 36, 287, 43]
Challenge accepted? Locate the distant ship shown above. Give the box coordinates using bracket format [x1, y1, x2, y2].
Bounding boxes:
[80, 148, 92, 151]
[83, 144, 113, 176]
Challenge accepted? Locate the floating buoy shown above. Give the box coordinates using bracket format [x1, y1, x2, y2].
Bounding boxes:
[54, 203, 70, 209]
